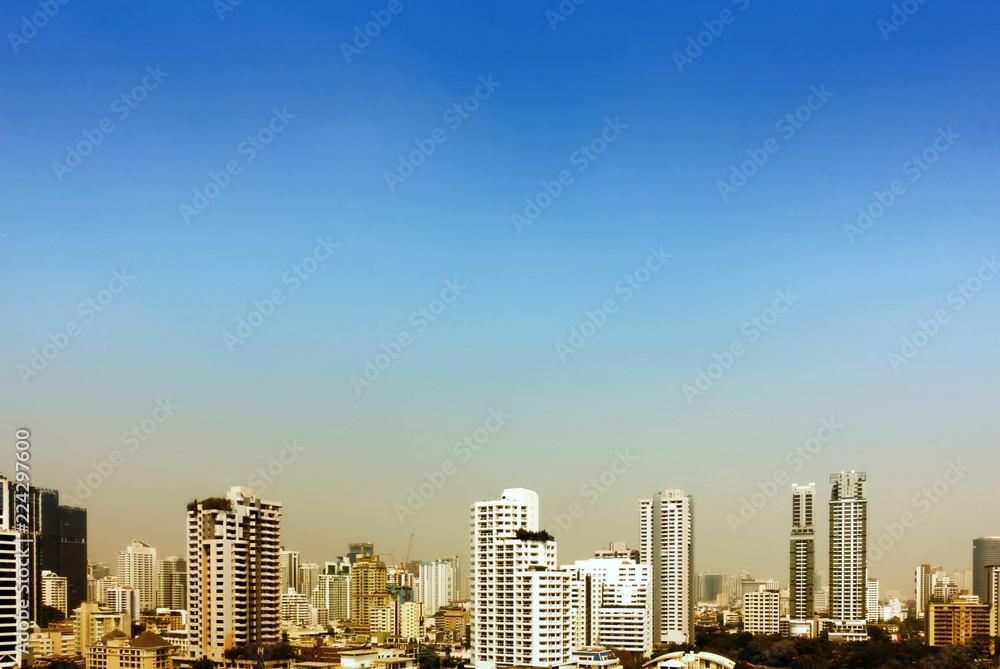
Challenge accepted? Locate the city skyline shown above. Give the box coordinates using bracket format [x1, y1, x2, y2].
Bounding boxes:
[3, 0, 999, 625]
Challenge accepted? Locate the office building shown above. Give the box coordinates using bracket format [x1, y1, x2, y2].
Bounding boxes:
[639, 489, 694, 644]
[186, 487, 281, 662]
[789, 484, 815, 620]
[118, 540, 157, 613]
[157, 557, 187, 610]
[347, 543, 374, 564]
[5, 485, 87, 620]
[471, 488, 572, 668]
[973, 538, 1000, 605]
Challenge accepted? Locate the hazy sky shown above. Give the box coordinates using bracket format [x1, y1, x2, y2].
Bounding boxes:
[2, 1, 999, 598]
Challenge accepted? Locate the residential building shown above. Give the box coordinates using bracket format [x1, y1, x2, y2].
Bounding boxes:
[280, 550, 300, 594]
[743, 585, 780, 635]
[185, 487, 281, 662]
[566, 558, 651, 655]
[156, 556, 187, 610]
[866, 577, 880, 622]
[72, 602, 131, 655]
[471, 488, 572, 668]
[399, 601, 423, 640]
[915, 564, 933, 619]
[42, 570, 68, 618]
[312, 572, 350, 623]
[108, 586, 141, 622]
[280, 589, 311, 626]
[118, 540, 157, 613]
[828, 472, 866, 624]
[86, 630, 177, 669]
[926, 601, 994, 647]
[0, 477, 24, 669]
[639, 489, 694, 644]
[351, 555, 388, 628]
[418, 560, 456, 617]
[789, 484, 815, 621]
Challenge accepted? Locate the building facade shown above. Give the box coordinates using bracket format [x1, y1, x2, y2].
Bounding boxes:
[185, 487, 281, 662]
[118, 540, 157, 613]
[743, 585, 780, 635]
[418, 560, 456, 618]
[156, 556, 187, 610]
[789, 483, 815, 621]
[471, 488, 572, 669]
[828, 472, 866, 623]
[639, 489, 693, 645]
[973, 537, 1000, 605]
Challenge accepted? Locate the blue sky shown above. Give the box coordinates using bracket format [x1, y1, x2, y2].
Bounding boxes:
[2, 1, 999, 595]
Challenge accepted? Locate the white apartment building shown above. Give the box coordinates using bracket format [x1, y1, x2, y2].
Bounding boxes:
[419, 560, 456, 617]
[565, 558, 651, 655]
[371, 601, 397, 636]
[313, 573, 350, 623]
[639, 490, 694, 644]
[186, 487, 281, 662]
[42, 570, 68, 617]
[829, 472, 866, 624]
[743, 586, 780, 635]
[118, 540, 157, 613]
[108, 586, 141, 622]
[280, 588, 311, 626]
[866, 577, 880, 622]
[471, 488, 572, 669]
[399, 601, 423, 640]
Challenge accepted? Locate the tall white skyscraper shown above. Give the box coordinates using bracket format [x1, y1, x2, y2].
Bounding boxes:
[186, 487, 281, 662]
[157, 556, 187, 610]
[639, 489, 693, 644]
[829, 472, 867, 624]
[471, 488, 571, 669]
[789, 483, 815, 620]
[118, 539, 156, 613]
[419, 560, 456, 617]
[565, 558, 652, 655]
[313, 573, 350, 623]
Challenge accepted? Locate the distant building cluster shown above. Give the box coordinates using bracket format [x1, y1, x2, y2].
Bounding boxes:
[2, 473, 998, 669]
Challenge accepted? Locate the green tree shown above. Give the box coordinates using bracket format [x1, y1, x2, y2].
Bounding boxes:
[192, 658, 215, 669]
[418, 647, 441, 669]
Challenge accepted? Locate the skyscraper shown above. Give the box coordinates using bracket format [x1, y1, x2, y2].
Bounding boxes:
[973, 537, 1000, 605]
[279, 549, 300, 594]
[186, 487, 281, 662]
[565, 558, 652, 655]
[298, 562, 320, 600]
[350, 555, 388, 628]
[418, 560, 456, 617]
[639, 489, 693, 644]
[0, 476, 24, 669]
[789, 483, 815, 620]
[471, 488, 572, 669]
[347, 543, 374, 564]
[313, 572, 350, 623]
[915, 564, 933, 619]
[829, 472, 867, 625]
[118, 540, 156, 613]
[157, 556, 187, 610]
[5, 484, 87, 620]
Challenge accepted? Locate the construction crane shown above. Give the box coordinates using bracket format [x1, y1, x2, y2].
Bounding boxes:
[403, 533, 414, 571]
